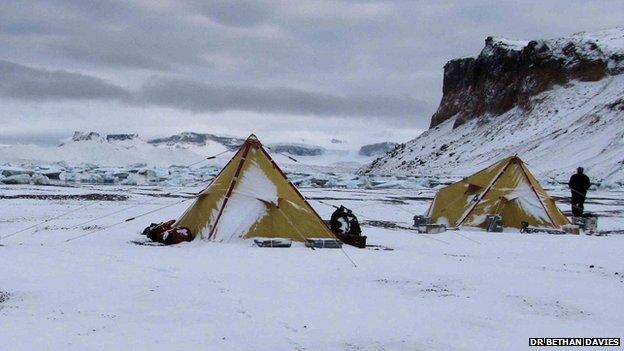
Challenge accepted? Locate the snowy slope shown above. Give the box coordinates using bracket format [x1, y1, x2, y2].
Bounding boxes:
[363, 29, 624, 185]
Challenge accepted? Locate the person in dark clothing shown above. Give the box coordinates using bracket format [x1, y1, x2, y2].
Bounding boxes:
[330, 205, 347, 233]
[345, 209, 362, 236]
[568, 167, 591, 217]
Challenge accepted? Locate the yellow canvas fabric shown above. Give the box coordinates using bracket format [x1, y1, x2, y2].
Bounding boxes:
[175, 135, 334, 241]
[427, 156, 569, 229]
[519, 161, 569, 227]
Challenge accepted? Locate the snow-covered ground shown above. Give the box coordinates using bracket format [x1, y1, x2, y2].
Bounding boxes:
[1, 184, 623, 350]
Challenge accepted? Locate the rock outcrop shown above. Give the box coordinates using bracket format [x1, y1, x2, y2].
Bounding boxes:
[106, 134, 139, 142]
[69, 131, 104, 142]
[431, 29, 624, 128]
[148, 132, 245, 151]
[362, 28, 624, 184]
[267, 143, 324, 156]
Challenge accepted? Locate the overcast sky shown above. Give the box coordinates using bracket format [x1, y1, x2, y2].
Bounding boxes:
[1, 0, 622, 146]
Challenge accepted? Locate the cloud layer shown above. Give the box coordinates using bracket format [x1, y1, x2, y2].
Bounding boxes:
[1, 0, 623, 143]
[0, 59, 425, 118]
[0, 60, 131, 101]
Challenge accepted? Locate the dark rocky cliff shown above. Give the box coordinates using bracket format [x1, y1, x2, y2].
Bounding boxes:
[430, 33, 624, 128]
[360, 29, 624, 182]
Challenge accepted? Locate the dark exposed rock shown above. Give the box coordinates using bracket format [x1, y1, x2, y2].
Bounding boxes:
[268, 143, 324, 156]
[0, 193, 129, 201]
[106, 134, 139, 142]
[607, 98, 624, 111]
[430, 34, 620, 128]
[57, 131, 106, 146]
[0, 291, 10, 304]
[70, 131, 104, 142]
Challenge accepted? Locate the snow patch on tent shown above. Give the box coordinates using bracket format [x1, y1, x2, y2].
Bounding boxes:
[457, 195, 480, 226]
[436, 217, 449, 226]
[465, 193, 478, 205]
[466, 214, 488, 226]
[217, 196, 267, 242]
[213, 160, 277, 241]
[198, 196, 225, 240]
[505, 181, 550, 222]
[284, 199, 309, 212]
[234, 159, 278, 205]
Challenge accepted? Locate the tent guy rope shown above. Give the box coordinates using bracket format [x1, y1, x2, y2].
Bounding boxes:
[0, 151, 226, 242]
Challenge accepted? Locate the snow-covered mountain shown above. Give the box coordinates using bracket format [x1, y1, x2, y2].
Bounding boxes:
[149, 133, 328, 157]
[147, 132, 244, 157]
[267, 143, 325, 156]
[0, 130, 402, 171]
[359, 142, 399, 157]
[0, 131, 202, 167]
[362, 28, 624, 186]
[0, 130, 419, 187]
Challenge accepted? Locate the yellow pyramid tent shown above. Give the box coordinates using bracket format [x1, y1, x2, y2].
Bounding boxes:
[175, 134, 334, 242]
[427, 155, 569, 229]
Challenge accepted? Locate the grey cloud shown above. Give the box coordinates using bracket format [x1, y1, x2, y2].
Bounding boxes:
[0, 132, 66, 146]
[0, 19, 50, 36]
[58, 42, 171, 70]
[194, 0, 274, 27]
[0, 59, 425, 119]
[0, 1, 208, 71]
[0, 60, 131, 101]
[138, 78, 427, 118]
[1, 0, 624, 136]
